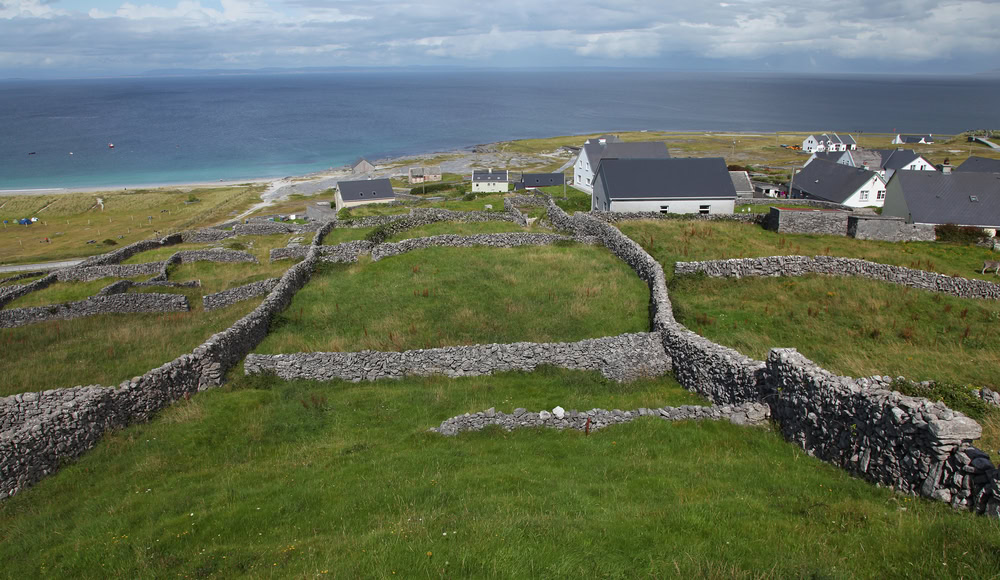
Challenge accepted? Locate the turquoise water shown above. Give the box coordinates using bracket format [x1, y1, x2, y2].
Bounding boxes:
[2, 71, 998, 190]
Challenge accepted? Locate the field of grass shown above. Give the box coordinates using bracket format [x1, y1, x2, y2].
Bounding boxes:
[248, 192, 336, 219]
[3, 276, 150, 309]
[321, 227, 373, 245]
[0, 299, 259, 396]
[339, 194, 510, 219]
[385, 220, 530, 242]
[256, 244, 649, 354]
[618, 219, 1000, 281]
[0, 185, 264, 265]
[2, 368, 999, 577]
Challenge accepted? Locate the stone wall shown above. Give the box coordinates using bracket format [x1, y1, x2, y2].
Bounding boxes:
[674, 255, 1000, 300]
[0, 271, 45, 285]
[590, 211, 766, 226]
[246, 332, 671, 383]
[0, 273, 57, 308]
[370, 233, 571, 261]
[432, 401, 771, 436]
[232, 222, 299, 236]
[56, 262, 164, 282]
[739, 198, 851, 211]
[768, 207, 851, 236]
[503, 198, 529, 227]
[0, 293, 189, 329]
[76, 234, 182, 267]
[203, 278, 279, 311]
[848, 215, 936, 242]
[660, 322, 766, 405]
[175, 248, 257, 264]
[181, 228, 234, 243]
[96, 279, 201, 296]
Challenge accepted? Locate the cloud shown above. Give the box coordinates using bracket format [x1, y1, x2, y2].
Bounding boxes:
[1, 0, 999, 75]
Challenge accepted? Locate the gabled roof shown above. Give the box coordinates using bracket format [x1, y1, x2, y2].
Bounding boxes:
[339, 178, 394, 202]
[729, 171, 753, 193]
[353, 158, 373, 168]
[520, 173, 564, 187]
[595, 158, 736, 200]
[809, 151, 849, 164]
[583, 140, 670, 167]
[792, 159, 881, 204]
[840, 134, 857, 146]
[890, 171, 1000, 227]
[848, 149, 883, 169]
[873, 149, 924, 171]
[898, 134, 933, 143]
[472, 170, 508, 182]
[955, 156, 1000, 173]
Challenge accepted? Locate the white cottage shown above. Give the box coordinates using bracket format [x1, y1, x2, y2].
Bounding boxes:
[592, 157, 736, 214]
[801, 133, 858, 153]
[471, 169, 509, 193]
[573, 136, 670, 193]
[790, 159, 887, 208]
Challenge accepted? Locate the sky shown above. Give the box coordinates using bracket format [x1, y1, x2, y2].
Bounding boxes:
[2, 0, 1000, 78]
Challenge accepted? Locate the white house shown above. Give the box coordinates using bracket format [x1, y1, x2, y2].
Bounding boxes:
[790, 159, 887, 208]
[592, 157, 736, 214]
[882, 170, 1000, 228]
[352, 158, 375, 174]
[872, 148, 936, 182]
[471, 169, 509, 193]
[801, 133, 857, 153]
[892, 134, 934, 145]
[573, 136, 670, 193]
[336, 178, 395, 211]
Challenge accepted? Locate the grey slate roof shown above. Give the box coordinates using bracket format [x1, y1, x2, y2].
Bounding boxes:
[519, 173, 564, 187]
[582, 135, 622, 164]
[898, 134, 933, 143]
[849, 149, 884, 170]
[810, 151, 848, 164]
[729, 171, 753, 193]
[584, 140, 670, 168]
[339, 178, 394, 202]
[956, 156, 1000, 173]
[791, 159, 878, 204]
[840, 134, 857, 146]
[595, 158, 736, 200]
[890, 171, 1000, 227]
[472, 170, 508, 182]
[873, 149, 923, 171]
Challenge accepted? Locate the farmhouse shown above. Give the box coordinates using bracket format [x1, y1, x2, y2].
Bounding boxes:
[882, 170, 1000, 228]
[801, 133, 857, 153]
[573, 136, 670, 193]
[408, 166, 443, 184]
[472, 169, 509, 193]
[516, 173, 564, 190]
[892, 134, 934, 145]
[790, 159, 887, 208]
[956, 156, 1000, 173]
[352, 158, 375, 174]
[335, 178, 395, 211]
[729, 170, 754, 199]
[591, 157, 736, 214]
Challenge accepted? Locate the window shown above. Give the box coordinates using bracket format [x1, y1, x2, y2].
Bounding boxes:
[877, 190, 886, 200]
[699, 204, 711, 215]
[659, 205, 670, 214]
[859, 190, 869, 201]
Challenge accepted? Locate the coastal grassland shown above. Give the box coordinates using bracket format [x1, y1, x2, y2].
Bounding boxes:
[3, 276, 150, 309]
[384, 220, 531, 242]
[0, 185, 264, 265]
[2, 370, 999, 578]
[255, 244, 649, 354]
[131, 259, 291, 302]
[321, 227, 374, 245]
[535, 185, 591, 213]
[617, 219, 1000, 281]
[0, 299, 259, 396]
[670, 273, 1000, 453]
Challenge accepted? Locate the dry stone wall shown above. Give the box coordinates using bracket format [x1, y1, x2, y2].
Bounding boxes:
[56, 262, 164, 282]
[503, 198, 529, 227]
[371, 233, 571, 261]
[0, 271, 46, 285]
[0, 293, 189, 329]
[848, 215, 936, 242]
[0, 273, 57, 308]
[432, 402, 771, 436]
[181, 228, 234, 243]
[590, 211, 765, 226]
[77, 234, 182, 267]
[674, 255, 1000, 300]
[203, 278, 279, 311]
[245, 332, 671, 383]
[174, 248, 257, 264]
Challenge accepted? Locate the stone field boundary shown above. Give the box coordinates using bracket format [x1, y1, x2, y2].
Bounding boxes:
[1, 198, 999, 519]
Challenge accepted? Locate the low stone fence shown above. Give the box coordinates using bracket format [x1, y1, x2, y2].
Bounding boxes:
[740, 198, 851, 210]
[96, 279, 201, 296]
[0, 293, 190, 329]
[175, 248, 257, 264]
[590, 211, 766, 226]
[0, 271, 46, 285]
[76, 234, 182, 267]
[318, 240, 375, 264]
[505, 194, 550, 208]
[181, 228, 234, 243]
[848, 215, 936, 242]
[56, 262, 164, 282]
[232, 222, 299, 236]
[431, 402, 771, 436]
[0, 273, 57, 308]
[661, 322, 766, 405]
[203, 278, 280, 311]
[674, 255, 1000, 300]
[370, 233, 571, 261]
[245, 332, 671, 383]
[503, 198, 529, 227]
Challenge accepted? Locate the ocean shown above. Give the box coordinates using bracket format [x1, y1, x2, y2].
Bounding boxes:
[1, 70, 998, 190]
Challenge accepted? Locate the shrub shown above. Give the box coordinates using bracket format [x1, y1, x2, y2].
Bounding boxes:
[101, 239, 117, 246]
[186, 193, 200, 203]
[224, 241, 247, 251]
[409, 182, 456, 195]
[462, 192, 477, 202]
[935, 223, 987, 245]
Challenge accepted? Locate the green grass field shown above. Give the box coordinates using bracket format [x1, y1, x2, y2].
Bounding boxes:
[1, 368, 998, 578]
[0, 185, 264, 265]
[0, 299, 260, 396]
[256, 244, 649, 354]
[618, 219, 1000, 281]
[321, 227, 374, 245]
[385, 220, 531, 242]
[3, 276, 150, 309]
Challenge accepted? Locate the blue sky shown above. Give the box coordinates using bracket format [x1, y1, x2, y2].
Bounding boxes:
[2, 0, 1000, 78]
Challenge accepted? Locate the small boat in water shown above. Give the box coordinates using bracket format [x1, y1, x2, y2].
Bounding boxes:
[108, 142, 115, 149]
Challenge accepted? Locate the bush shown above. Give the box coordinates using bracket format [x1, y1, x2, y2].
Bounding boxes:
[101, 239, 117, 246]
[462, 192, 477, 202]
[224, 241, 247, 251]
[186, 194, 200, 203]
[935, 223, 987, 245]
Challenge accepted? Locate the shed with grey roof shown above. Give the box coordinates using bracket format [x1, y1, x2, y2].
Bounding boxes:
[336, 178, 395, 211]
[882, 171, 1000, 228]
[729, 170, 754, 199]
[515, 173, 564, 190]
[791, 159, 886, 208]
[592, 157, 736, 214]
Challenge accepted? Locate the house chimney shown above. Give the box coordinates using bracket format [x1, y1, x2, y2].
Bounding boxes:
[941, 163, 953, 175]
